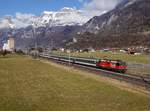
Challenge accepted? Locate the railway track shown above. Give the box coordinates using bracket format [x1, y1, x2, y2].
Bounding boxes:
[37, 53, 150, 90]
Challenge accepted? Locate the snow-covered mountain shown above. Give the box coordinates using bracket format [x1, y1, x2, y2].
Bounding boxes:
[41, 7, 89, 26]
[1, 0, 149, 49]
[0, 7, 89, 29]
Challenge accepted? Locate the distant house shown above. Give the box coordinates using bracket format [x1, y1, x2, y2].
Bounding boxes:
[127, 48, 136, 54]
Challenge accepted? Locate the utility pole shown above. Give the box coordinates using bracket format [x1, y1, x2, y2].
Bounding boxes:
[32, 24, 38, 58]
[49, 38, 53, 53]
[68, 49, 71, 66]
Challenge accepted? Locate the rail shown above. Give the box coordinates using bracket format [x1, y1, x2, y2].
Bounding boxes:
[38, 53, 150, 90]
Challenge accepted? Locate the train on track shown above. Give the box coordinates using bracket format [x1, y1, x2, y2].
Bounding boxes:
[39, 53, 127, 73]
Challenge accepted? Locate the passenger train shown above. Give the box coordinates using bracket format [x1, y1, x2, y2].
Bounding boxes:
[39, 53, 127, 73]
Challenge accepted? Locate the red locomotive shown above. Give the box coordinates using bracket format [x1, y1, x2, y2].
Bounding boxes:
[96, 59, 127, 73]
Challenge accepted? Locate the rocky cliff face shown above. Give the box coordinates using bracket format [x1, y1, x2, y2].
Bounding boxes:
[71, 0, 150, 48]
[83, 0, 150, 33]
[11, 25, 80, 49]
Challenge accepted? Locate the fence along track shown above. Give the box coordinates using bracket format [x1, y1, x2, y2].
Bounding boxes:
[38, 53, 150, 90]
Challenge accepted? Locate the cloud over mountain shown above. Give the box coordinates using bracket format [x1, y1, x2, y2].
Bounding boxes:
[82, 0, 122, 17]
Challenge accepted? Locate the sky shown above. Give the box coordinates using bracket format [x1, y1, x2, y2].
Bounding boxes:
[0, 0, 84, 17]
[0, 0, 122, 17]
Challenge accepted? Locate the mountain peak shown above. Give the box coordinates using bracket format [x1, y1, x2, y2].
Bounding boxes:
[42, 11, 54, 15]
[0, 7, 89, 29]
[60, 7, 76, 12]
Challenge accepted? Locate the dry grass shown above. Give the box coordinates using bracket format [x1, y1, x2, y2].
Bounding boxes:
[41, 59, 150, 97]
[0, 54, 150, 111]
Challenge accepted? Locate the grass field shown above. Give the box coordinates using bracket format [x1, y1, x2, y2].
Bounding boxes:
[52, 51, 150, 64]
[0, 54, 150, 111]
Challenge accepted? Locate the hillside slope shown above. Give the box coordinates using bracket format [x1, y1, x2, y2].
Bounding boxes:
[69, 0, 150, 48]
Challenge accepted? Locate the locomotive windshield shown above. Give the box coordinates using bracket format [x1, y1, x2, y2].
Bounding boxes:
[118, 61, 127, 66]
